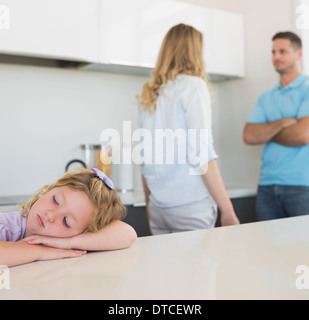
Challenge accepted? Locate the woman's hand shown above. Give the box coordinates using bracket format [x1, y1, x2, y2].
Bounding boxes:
[220, 210, 240, 226]
[201, 160, 240, 227]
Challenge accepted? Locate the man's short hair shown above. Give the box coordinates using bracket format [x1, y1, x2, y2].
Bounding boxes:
[272, 31, 302, 50]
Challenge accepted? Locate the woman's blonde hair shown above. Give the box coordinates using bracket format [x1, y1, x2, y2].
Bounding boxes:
[136, 23, 212, 111]
[18, 168, 126, 233]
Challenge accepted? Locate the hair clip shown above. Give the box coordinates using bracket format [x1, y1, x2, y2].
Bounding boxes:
[91, 168, 115, 190]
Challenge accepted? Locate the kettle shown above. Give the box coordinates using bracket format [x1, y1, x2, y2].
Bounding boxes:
[65, 144, 111, 177]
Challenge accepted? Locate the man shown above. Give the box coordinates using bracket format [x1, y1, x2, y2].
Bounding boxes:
[243, 31, 309, 221]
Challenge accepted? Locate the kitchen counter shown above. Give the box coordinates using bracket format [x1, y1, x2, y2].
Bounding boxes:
[0, 194, 29, 206]
[1, 215, 309, 300]
[119, 186, 257, 206]
[0, 187, 257, 209]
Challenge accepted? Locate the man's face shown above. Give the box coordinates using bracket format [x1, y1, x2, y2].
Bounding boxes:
[272, 38, 302, 74]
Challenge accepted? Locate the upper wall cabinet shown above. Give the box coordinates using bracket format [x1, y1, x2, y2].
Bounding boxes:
[0, 0, 245, 81]
[0, 0, 99, 62]
[95, 0, 245, 80]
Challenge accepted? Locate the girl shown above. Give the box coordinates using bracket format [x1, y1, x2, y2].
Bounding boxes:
[136, 23, 239, 234]
[0, 168, 137, 267]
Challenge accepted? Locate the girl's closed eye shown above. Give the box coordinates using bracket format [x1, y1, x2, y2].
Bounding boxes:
[63, 217, 70, 228]
[53, 195, 59, 206]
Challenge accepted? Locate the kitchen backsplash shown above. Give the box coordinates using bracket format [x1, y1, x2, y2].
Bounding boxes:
[0, 63, 147, 196]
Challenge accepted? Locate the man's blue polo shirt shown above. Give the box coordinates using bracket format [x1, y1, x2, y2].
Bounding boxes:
[246, 73, 309, 186]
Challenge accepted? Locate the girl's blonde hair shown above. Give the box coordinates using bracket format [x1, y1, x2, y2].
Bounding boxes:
[18, 168, 126, 233]
[136, 23, 213, 111]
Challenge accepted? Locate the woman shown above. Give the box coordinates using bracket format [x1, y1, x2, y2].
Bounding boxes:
[136, 23, 239, 234]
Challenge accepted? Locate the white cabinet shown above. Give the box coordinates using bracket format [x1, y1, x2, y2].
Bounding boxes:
[0, 0, 99, 62]
[203, 9, 245, 79]
[0, 0, 245, 80]
[97, 0, 245, 80]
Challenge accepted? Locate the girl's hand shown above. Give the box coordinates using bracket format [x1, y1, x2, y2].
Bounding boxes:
[22, 235, 74, 250]
[37, 245, 87, 262]
[1, 240, 87, 267]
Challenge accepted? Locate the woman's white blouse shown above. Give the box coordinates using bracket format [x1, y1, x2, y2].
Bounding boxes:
[138, 74, 218, 207]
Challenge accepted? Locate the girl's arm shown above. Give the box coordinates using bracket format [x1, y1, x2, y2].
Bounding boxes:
[24, 220, 137, 251]
[70, 220, 137, 251]
[0, 241, 86, 267]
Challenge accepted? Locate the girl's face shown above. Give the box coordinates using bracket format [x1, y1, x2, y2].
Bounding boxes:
[25, 186, 95, 238]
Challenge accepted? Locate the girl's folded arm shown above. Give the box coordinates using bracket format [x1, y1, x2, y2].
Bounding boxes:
[25, 220, 137, 251]
[71, 220, 137, 251]
[0, 241, 86, 267]
[0, 241, 41, 267]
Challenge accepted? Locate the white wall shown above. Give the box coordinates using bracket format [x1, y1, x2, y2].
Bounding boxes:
[181, 0, 301, 187]
[215, 0, 301, 187]
[0, 0, 302, 196]
[0, 63, 147, 196]
[299, 0, 309, 74]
